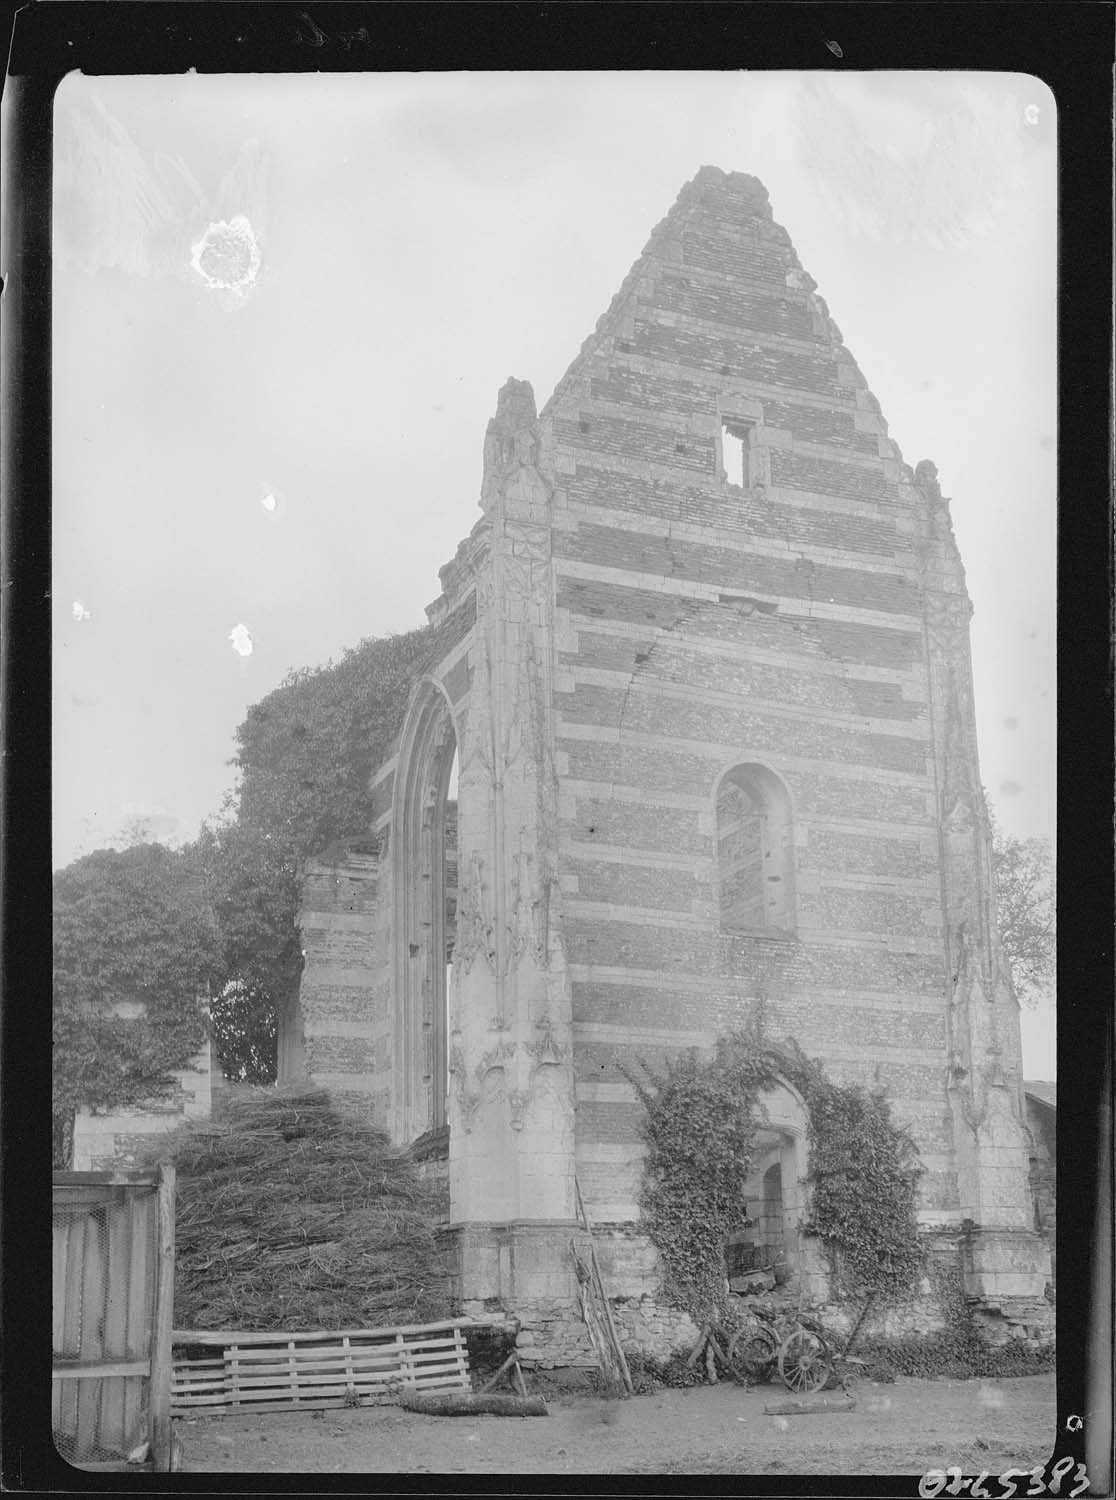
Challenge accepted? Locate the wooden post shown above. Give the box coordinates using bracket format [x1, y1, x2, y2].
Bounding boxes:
[149, 1164, 175, 1472]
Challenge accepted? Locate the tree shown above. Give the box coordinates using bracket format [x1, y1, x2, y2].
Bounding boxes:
[208, 980, 279, 1085]
[991, 821, 1055, 1007]
[204, 626, 439, 1081]
[52, 842, 219, 1166]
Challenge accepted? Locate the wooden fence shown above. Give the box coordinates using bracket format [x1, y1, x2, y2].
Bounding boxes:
[171, 1318, 476, 1414]
[52, 1167, 175, 1471]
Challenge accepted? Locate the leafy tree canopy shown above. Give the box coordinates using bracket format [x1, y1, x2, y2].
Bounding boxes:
[990, 817, 1055, 1007]
[204, 627, 438, 1080]
[53, 841, 218, 1165]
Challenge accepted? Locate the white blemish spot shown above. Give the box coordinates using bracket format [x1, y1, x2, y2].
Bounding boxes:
[1024, 104, 1040, 125]
[228, 623, 254, 658]
[260, 492, 278, 513]
[190, 215, 261, 296]
[977, 1383, 1005, 1408]
[72, 600, 92, 621]
[775, 1417, 789, 1432]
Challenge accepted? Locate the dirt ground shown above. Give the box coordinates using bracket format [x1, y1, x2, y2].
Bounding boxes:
[177, 1371, 1056, 1478]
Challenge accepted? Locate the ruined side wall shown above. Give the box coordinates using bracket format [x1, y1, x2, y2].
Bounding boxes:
[290, 593, 478, 1135]
[292, 848, 385, 1111]
[72, 1037, 213, 1170]
[541, 167, 957, 1232]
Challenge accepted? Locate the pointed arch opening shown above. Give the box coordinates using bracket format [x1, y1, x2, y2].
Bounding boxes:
[725, 1079, 820, 1294]
[715, 762, 796, 934]
[393, 683, 458, 1142]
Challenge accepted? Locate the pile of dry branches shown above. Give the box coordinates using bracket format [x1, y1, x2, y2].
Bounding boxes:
[147, 1087, 453, 1332]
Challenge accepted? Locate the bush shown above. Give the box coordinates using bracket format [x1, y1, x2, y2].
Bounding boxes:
[623, 1349, 706, 1392]
[855, 1332, 1055, 1381]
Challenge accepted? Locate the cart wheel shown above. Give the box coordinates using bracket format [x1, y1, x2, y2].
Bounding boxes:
[728, 1326, 778, 1382]
[777, 1328, 832, 1394]
[837, 1356, 866, 1393]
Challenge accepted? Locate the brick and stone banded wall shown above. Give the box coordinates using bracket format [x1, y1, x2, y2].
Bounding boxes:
[557, 684, 929, 776]
[564, 631, 927, 726]
[769, 447, 896, 504]
[555, 525, 919, 616]
[680, 224, 794, 288]
[566, 794, 935, 873]
[298, 852, 386, 1106]
[566, 920, 946, 992]
[630, 317, 847, 397]
[558, 577, 925, 672]
[571, 980, 948, 1056]
[555, 412, 717, 477]
[561, 463, 908, 556]
[564, 857, 938, 942]
[587, 369, 878, 458]
[653, 268, 818, 341]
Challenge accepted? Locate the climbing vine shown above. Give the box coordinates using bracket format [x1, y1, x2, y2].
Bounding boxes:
[621, 1029, 778, 1323]
[787, 1046, 924, 1300]
[624, 1030, 925, 1323]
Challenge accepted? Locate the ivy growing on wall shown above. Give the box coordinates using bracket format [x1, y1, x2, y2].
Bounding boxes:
[624, 1029, 925, 1323]
[787, 1047, 924, 1300]
[622, 1032, 779, 1323]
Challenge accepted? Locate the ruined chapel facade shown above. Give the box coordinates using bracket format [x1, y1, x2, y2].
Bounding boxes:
[283, 168, 1050, 1354]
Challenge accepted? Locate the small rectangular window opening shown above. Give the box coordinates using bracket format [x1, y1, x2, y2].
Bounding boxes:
[722, 421, 754, 488]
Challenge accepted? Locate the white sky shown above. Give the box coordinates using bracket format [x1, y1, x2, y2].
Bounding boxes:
[51, 71, 1056, 1073]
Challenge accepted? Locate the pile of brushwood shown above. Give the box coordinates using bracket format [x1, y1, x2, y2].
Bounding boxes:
[147, 1087, 453, 1331]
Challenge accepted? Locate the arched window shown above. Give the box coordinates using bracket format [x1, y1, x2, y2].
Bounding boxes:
[716, 763, 795, 933]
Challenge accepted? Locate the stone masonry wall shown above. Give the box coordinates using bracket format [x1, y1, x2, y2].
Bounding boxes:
[292, 845, 386, 1111]
[538, 167, 957, 1238]
[71, 1037, 213, 1170]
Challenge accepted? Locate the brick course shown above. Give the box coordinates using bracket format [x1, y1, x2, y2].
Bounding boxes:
[562, 464, 908, 555]
[556, 522, 920, 615]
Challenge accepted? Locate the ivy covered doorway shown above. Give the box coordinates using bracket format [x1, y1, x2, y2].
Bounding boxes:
[725, 1080, 827, 1300]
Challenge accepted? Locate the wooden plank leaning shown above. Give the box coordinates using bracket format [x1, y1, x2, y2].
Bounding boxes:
[574, 1178, 633, 1396]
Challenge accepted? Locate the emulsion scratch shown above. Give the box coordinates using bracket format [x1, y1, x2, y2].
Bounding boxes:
[190, 214, 261, 301]
[228, 623, 254, 658]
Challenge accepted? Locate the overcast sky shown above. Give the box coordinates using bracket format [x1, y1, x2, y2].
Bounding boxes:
[52, 71, 1056, 1070]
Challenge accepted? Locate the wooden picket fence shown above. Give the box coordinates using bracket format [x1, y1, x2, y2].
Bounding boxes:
[171, 1318, 480, 1415]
